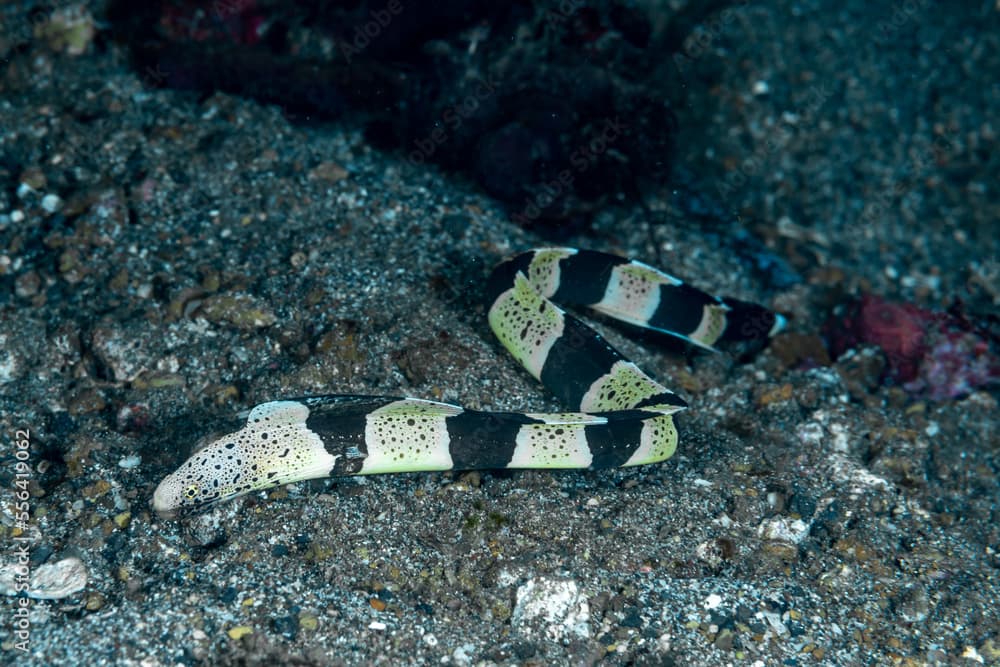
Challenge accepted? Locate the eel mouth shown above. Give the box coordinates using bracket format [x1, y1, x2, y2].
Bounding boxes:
[151, 479, 179, 520]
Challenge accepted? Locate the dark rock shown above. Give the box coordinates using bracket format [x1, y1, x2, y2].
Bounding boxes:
[511, 640, 537, 660]
[271, 613, 299, 640]
[620, 606, 643, 628]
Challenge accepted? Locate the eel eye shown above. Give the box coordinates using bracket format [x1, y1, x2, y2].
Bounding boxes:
[184, 485, 200, 500]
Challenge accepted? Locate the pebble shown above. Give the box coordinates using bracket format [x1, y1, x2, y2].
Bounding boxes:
[834, 346, 887, 400]
[714, 627, 735, 650]
[14, 270, 41, 298]
[85, 592, 105, 611]
[298, 612, 319, 631]
[961, 646, 985, 663]
[89, 323, 147, 382]
[452, 643, 476, 666]
[197, 294, 277, 330]
[82, 480, 112, 499]
[619, 607, 642, 628]
[29, 545, 55, 568]
[41, 193, 62, 213]
[309, 161, 349, 182]
[184, 510, 231, 548]
[754, 383, 794, 407]
[271, 614, 299, 639]
[116, 404, 151, 433]
[35, 5, 96, 55]
[512, 577, 590, 641]
[893, 584, 929, 623]
[226, 626, 253, 640]
[770, 333, 831, 370]
[980, 640, 1000, 661]
[118, 455, 142, 469]
[67, 387, 107, 415]
[757, 516, 810, 544]
[10, 557, 88, 600]
[760, 541, 799, 562]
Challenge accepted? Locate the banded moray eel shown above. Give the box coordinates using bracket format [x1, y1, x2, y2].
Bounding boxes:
[153, 248, 784, 517]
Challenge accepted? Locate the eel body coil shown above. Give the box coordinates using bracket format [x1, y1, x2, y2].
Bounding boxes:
[153, 248, 783, 517]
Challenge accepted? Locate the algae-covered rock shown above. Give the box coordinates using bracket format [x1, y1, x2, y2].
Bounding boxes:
[196, 294, 277, 330]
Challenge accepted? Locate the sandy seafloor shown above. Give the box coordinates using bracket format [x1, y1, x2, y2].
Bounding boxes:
[0, 1, 998, 665]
